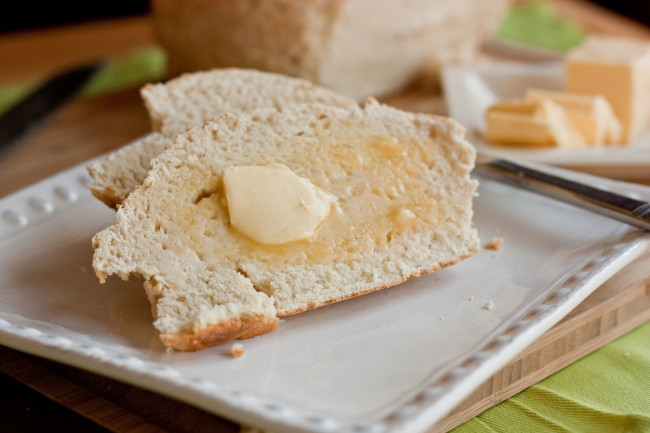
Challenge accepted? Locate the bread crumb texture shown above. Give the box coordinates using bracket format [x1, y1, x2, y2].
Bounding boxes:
[92, 100, 478, 350]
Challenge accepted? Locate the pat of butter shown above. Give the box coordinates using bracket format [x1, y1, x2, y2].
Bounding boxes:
[525, 88, 622, 145]
[485, 100, 585, 147]
[566, 36, 650, 143]
[223, 164, 336, 245]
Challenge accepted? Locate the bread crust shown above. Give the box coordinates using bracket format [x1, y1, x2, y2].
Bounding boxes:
[160, 313, 279, 351]
[277, 249, 478, 316]
[162, 250, 478, 350]
[90, 187, 121, 209]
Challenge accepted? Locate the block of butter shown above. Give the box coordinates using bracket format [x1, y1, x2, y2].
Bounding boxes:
[566, 35, 650, 143]
[485, 99, 586, 147]
[525, 88, 622, 145]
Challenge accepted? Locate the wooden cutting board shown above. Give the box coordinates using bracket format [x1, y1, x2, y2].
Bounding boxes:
[0, 2, 649, 432]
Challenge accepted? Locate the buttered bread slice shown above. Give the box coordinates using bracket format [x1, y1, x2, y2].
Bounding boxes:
[92, 100, 479, 351]
[87, 68, 357, 208]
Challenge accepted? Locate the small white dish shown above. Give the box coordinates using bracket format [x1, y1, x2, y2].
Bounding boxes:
[442, 62, 650, 176]
[0, 158, 649, 433]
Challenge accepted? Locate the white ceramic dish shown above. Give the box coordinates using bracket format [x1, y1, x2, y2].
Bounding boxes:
[442, 62, 650, 173]
[1, 159, 649, 433]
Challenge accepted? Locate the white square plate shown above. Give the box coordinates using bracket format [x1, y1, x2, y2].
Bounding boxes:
[442, 62, 650, 174]
[0, 158, 649, 433]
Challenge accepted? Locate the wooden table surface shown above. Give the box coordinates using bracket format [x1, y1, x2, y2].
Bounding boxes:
[0, 2, 649, 433]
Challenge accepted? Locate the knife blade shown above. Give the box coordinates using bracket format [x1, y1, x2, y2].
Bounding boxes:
[474, 153, 650, 231]
[0, 62, 104, 157]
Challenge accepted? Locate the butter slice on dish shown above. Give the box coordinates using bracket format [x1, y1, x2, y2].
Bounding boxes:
[525, 88, 622, 145]
[485, 99, 585, 147]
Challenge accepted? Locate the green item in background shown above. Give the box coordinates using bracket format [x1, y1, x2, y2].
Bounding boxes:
[0, 84, 34, 115]
[0, 46, 166, 115]
[81, 46, 166, 96]
[495, 2, 587, 53]
[452, 320, 650, 433]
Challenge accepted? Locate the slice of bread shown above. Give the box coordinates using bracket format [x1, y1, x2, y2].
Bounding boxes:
[141, 68, 358, 138]
[87, 68, 357, 207]
[92, 100, 479, 351]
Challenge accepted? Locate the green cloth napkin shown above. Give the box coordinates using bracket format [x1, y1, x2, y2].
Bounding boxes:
[452, 320, 650, 433]
[0, 46, 166, 114]
[495, 2, 587, 53]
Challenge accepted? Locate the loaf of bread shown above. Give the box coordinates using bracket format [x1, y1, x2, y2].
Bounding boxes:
[92, 100, 479, 351]
[151, 0, 509, 100]
[87, 69, 357, 207]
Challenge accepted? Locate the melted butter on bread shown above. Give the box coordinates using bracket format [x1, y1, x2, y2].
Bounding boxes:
[193, 135, 450, 266]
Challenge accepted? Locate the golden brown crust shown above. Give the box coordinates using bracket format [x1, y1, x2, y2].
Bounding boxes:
[160, 314, 279, 351]
[152, 0, 338, 80]
[159, 250, 478, 350]
[277, 248, 478, 316]
[89, 188, 121, 210]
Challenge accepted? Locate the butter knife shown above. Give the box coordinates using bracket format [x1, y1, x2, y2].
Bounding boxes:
[475, 153, 650, 231]
[0, 62, 104, 157]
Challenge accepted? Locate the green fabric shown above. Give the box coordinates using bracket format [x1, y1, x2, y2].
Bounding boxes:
[0, 46, 166, 114]
[452, 320, 650, 433]
[495, 2, 587, 53]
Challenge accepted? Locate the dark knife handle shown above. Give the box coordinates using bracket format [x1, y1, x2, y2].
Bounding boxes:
[0, 62, 103, 157]
[475, 158, 650, 232]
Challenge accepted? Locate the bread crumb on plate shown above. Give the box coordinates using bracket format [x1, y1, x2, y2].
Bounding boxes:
[482, 299, 494, 310]
[484, 237, 504, 251]
[231, 343, 246, 358]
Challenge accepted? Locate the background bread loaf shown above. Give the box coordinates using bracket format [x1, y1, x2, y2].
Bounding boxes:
[151, 0, 509, 100]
